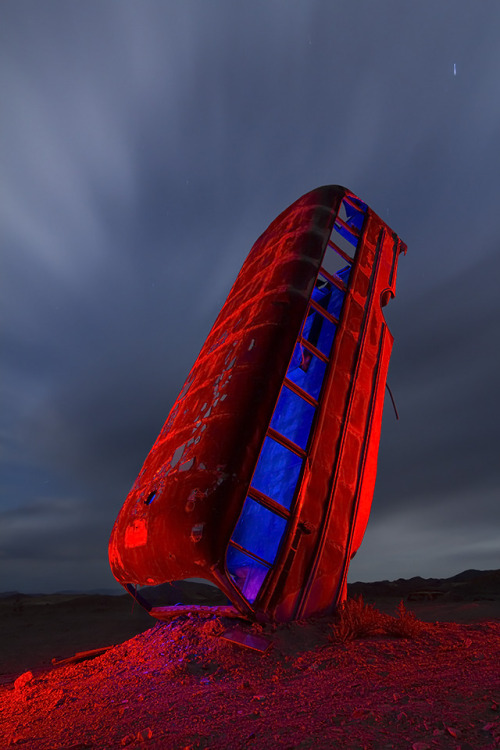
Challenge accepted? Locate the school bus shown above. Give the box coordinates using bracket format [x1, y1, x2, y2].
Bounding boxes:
[109, 185, 406, 622]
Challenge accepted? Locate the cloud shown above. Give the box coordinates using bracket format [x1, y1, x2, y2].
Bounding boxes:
[348, 486, 500, 582]
[375, 253, 500, 511]
[1, 1, 500, 590]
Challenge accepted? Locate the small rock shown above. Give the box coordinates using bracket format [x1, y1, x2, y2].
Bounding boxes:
[137, 727, 153, 742]
[8, 735, 25, 746]
[14, 671, 33, 691]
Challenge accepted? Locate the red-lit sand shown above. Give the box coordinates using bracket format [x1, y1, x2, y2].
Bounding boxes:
[1, 592, 499, 750]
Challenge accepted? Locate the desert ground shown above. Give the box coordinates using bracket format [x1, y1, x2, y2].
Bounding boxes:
[1, 571, 499, 749]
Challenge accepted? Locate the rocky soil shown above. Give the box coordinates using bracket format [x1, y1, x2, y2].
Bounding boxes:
[1, 574, 499, 749]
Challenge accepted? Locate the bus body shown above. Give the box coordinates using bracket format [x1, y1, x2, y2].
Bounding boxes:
[109, 185, 406, 622]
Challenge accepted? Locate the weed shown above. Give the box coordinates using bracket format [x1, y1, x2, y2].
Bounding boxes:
[332, 596, 425, 642]
[385, 600, 425, 638]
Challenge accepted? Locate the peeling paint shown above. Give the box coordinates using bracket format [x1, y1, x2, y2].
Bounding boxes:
[220, 394, 227, 402]
[190, 523, 204, 543]
[248, 339, 255, 350]
[170, 444, 186, 468]
[178, 378, 193, 400]
[208, 331, 228, 354]
[179, 457, 195, 472]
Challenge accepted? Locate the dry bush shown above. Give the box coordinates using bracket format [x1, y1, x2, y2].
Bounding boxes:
[385, 600, 425, 638]
[332, 596, 425, 642]
[332, 596, 387, 642]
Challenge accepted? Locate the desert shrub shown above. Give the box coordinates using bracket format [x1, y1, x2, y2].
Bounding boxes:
[385, 600, 425, 638]
[332, 596, 425, 642]
[332, 596, 387, 642]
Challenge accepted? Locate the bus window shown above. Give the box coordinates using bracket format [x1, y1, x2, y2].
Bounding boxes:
[313, 269, 350, 319]
[302, 307, 337, 357]
[226, 546, 270, 603]
[286, 344, 326, 400]
[231, 497, 287, 564]
[250, 437, 303, 509]
[270, 386, 316, 450]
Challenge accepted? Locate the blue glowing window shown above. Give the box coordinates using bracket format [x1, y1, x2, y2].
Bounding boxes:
[313, 270, 350, 319]
[270, 386, 315, 450]
[231, 497, 287, 564]
[339, 199, 365, 231]
[251, 437, 303, 509]
[286, 344, 326, 400]
[226, 545, 269, 603]
[302, 307, 337, 357]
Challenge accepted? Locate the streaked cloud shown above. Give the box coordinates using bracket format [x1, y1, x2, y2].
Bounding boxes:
[1, 1, 499, 590]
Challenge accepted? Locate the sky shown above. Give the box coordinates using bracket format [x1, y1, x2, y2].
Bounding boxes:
[2, 1, 499, 593]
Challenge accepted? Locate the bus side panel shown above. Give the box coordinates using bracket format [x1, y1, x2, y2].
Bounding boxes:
[109, 187, 344, 598]
[268, 214, 404, 621]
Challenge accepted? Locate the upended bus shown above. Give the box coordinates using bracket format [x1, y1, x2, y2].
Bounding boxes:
[109, 185, 407, 622]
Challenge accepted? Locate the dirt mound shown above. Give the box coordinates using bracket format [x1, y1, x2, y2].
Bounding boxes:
[1, 610, 499, 749]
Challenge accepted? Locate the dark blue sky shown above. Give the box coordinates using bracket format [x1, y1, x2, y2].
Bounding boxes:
[2, 1, 499, 592]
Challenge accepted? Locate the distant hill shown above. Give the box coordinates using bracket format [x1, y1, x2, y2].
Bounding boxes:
[348, 568, 500, 601]
[0, 588, 124, 599]
[2, 569, 498, 603]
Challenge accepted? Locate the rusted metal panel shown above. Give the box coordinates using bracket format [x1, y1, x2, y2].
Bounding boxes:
[109, 185, 406, 622]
